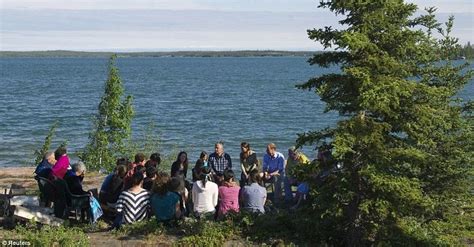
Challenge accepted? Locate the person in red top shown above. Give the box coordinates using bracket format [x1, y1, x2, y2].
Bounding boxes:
[217, 169, 240, 219]
[123, 153, 146, 190]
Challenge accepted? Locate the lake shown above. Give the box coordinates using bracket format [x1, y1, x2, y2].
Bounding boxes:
[0, 57, 472, 168]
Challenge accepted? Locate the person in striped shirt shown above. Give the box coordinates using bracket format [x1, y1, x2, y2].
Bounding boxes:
[114, 172, 150, 227]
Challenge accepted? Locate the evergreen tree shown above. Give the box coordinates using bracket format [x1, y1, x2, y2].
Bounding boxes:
[80, 55, 134, 171]
[294, 1, 473, 245]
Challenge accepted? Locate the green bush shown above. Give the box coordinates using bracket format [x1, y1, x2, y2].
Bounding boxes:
[177, 219, 237, 246]
[114, 219, 164, 237]
[15, 225, 89, 247]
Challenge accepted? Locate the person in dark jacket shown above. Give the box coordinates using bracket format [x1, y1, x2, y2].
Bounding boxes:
[100, 164, 127, 207]
[34, 151, 56, 178]
[64, 162, 89, 195]
[171, 151, 189, 178]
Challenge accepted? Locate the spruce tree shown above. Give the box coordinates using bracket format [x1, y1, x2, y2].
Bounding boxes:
[295, 1, 473, 245]
[80, 55, 134, 171]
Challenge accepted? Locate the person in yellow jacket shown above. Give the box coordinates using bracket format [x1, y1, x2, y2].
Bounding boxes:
[284, 146, 310, 202]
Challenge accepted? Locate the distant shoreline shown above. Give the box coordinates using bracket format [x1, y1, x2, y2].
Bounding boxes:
[0, 50, 321, 58]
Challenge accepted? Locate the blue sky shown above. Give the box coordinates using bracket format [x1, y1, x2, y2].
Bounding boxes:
[1, 0, 473, 51]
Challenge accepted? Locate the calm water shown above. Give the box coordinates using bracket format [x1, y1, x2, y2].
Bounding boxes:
[0, 57, 472, 168]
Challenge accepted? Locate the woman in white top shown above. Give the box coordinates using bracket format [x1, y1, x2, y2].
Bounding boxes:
[192, 166, 218, 218]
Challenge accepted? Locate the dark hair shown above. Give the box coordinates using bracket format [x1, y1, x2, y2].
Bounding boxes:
[134, 153, 146, 163]
[134, 165, 146, 175]
[116, 164, 127, 178]
[223, 169, 235, 182]
[150, 153, 161, 164]
[169, 176, 185, 194]
[144, 160, 157, 169]
[54, 146, 67, 160]
[240, 142, 250, 149]
[249, 169, 260, 184]
[116, 157, 129, 167]
[152, 173, 170, 196]
[146, 166, 157, 178]
[199, 151, 208, 160]
[200, 166, 212, 188]
[175, 151, 189, 166]
[172, 152, 189, 177]
[240, 142, 251, 160]
[131, 172, 144, 187]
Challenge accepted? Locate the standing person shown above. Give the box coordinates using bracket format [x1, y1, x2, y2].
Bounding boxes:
[114, 173, 150, 228]
[51, 146, 70, 179]
[34, 152, 56, 178]
[150, 173, 181, 224]
[241, 169, 267, 214]
[192, 166, 218, 219]
[262, 143, 285, 202]
[284, 147, 310, 202]
[170, 151, 189, 178]
[217, 169, 240, 218]
[239, 142, 258, 187]
[208, 142, 232, 184]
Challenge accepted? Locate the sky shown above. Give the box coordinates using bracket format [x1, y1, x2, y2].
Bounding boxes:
[0, 0, 473, 51]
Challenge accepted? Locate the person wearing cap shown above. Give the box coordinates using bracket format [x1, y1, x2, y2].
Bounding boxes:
[285, 147, 310, 202]
[262, 143, 285, 202]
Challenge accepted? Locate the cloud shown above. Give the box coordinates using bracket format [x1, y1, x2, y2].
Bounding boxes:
[1, 1, 472, 51]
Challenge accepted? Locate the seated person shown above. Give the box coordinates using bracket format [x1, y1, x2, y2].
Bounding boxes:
[149, 153, 161, 169]
[169, 175, 189, 218]
[100, 158, 128, 197]
[123, 153, 146, 189]
[262, 143, 285, 202]
[51, 146, 71, 179]
[64, 162, 90, 196]
[171, 151, 189, 178]
[150, 173, 181, 224]
[143, 166, 158, 191]
[124, 164, 146, 190]
[241, 169, 267, 214]
[144, 159, 158, 170]
[217, 169, 240, 218]
[113, 173, 150, 228]
[285, 147, 310, 202]
[34, 151, 56, 178]
[99, 163, 127, 208]
[290, 182, 310, 211]
[192, 151, 208, 182]
[192, 166, 218, 219]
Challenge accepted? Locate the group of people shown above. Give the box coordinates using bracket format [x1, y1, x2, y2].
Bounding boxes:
[34, 141, 318, 228]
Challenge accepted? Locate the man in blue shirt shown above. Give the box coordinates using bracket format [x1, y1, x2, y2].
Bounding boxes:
[262, 143, 285, 202]
[208, 141, 232, 184]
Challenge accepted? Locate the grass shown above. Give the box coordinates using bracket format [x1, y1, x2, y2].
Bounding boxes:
[14, 224, 90, 247]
